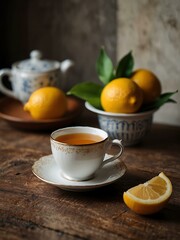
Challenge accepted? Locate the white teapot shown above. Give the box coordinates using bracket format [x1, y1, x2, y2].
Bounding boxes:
[0, 50, 74, 103]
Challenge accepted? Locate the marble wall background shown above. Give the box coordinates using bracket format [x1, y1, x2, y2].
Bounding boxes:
[0, 0, 116, 91]
[0, 0, 179, 125]
[117, 0, 180, 126]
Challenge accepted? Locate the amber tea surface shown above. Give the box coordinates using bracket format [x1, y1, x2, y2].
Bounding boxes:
[55, 133, 103, 145]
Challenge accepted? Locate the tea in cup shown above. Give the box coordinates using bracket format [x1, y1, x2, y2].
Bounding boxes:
[50, 126, 123, 181]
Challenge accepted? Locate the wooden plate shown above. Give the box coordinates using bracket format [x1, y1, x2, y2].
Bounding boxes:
[0, 96, 83, 131]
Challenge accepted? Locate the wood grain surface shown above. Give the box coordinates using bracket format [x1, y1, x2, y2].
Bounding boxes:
[0, 110, 180, 240]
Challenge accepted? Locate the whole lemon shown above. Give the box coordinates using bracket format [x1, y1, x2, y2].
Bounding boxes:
[24, 87, 67, 119]
[100, 78, 143, 113]
[131, 69, 161, 104]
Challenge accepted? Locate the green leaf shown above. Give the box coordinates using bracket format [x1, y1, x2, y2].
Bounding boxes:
[140, 90, 178, 112]
[96, 47, 114, 85]
[167, 99, 177, 103]
[67, 82, 103, 109]
[115, 51, 134, 78]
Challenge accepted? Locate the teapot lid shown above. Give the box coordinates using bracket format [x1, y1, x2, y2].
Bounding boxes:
[15, 50, 60, 72]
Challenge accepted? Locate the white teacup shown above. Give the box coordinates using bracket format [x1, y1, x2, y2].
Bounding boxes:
[50, 126, 123, 181]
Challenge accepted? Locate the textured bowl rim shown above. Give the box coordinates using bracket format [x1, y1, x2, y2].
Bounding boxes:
[85, 102, 157, 117]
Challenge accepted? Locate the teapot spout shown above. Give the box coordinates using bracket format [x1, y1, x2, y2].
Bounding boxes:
[60, 59, 74, 74]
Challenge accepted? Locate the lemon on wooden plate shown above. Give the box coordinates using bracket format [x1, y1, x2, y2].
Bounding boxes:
[24, 87, 67, 120]
[123, 172, 172, 215]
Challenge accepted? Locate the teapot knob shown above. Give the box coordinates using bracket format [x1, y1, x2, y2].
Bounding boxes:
[60, 59, 74, 74]
[30, 50, 42, 60]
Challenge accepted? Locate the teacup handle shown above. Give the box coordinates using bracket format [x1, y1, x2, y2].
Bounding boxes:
[0, 69, 16, 98]
[101, 139, 124, 167]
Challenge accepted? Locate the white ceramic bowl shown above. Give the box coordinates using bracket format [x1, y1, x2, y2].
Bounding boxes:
[85, 102, 156, 146]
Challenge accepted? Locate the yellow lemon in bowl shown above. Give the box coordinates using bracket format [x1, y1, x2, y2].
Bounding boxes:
[100, 78, 143, 113]
[131, 69, 161, 104]
[24, 87, 67, 119]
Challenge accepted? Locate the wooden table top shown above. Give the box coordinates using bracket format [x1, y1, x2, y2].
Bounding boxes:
[0, 109, 180, 240]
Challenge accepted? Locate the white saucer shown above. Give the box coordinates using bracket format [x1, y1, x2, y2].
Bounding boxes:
[32, 154, 126, 191]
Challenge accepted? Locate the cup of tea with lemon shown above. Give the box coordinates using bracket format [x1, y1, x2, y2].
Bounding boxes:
[68, 48, 177, 146]
[50, 126, 123, 181]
